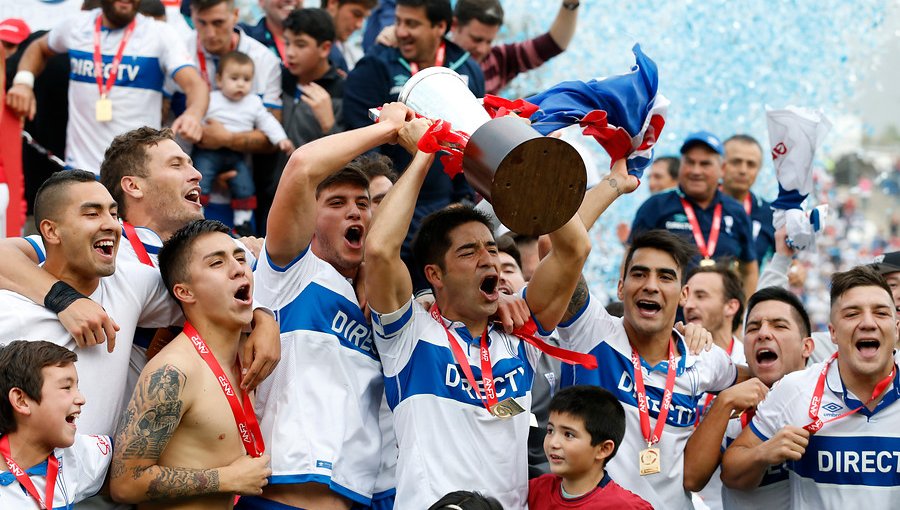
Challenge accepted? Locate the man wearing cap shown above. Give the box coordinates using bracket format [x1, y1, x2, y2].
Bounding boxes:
[630, 131, 758, 298]
[0, 18, 30, 58]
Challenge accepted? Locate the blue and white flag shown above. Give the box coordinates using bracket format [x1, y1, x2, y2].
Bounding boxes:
[527, 44, 669, 179]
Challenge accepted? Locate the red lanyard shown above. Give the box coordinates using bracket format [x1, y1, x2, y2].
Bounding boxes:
[93, 15, 136, 99]
[409, 42, 445, 75]
[0, 436, 58, 509]
[197, 33, 238, 86]
[697, 338, 734, 423]
[269, 26, 288, 67]
[740, 408, 755, 429]
[183, 322, 265, 457]
[743, 194, 752, 216]
[122, 221, 154, 267]
[431, 305, 498, 412]
[631, 339, 677, 446]
[679, 197, 722, 260]
[804, 352, 896, 433]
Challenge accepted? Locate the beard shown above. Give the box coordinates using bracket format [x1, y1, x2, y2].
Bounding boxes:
[101, 0, 139, 28]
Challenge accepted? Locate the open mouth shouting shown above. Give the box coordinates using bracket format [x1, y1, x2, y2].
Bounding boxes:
[855, 338, 882, 361]
[479, 274, 500, 301]
[184, 187, 202, 207]
[755, 347, 779, 368]
[93, 239, 115, 258]
[635, 299, 662, 318]
[344, 225, 364, 249]
[233, 282, 252, 306]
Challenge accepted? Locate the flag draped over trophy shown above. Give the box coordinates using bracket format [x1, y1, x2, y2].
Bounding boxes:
[527, 44, 669, 179]
[766, 106, 832, 251]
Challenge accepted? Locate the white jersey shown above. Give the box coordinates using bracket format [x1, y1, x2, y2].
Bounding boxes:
[47, 10, 194, 174]
[206, 91, 288, 144]
[171, 27, 282, 111]
[0, 259, 181, 436]
[556, 293, 737, 510]
[720, 418, 790, 510]
[252, 243, 382, 505]
[371, 297, 540, 510]
[749, 359, 900, 508]
[0, 434, 111, 509]
[696, 337, 747, 510]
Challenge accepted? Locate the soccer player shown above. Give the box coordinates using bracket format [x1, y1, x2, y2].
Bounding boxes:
[0, 340, 112, 508]
[684, 286, 813, 509]
[722, 266, 900, 507]
[241, 103, 413, 510]
[111, 220, 271, 508]
[682, 264, 746, 360]
[364, 116, 594, 508]
[529, 386, 652, 508]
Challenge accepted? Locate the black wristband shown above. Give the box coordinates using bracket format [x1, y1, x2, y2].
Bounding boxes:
[44, 281, 88, 314]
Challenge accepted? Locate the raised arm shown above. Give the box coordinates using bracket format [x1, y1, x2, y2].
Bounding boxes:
[549, 1, 580, 50]
[683, 378, 768, 491]
[265, 102, 411, 267]
[170, 66, 208, 144]
[365, 118, 434, 314]
[110, 362, 271, 504]
[6, 34, 55, 120]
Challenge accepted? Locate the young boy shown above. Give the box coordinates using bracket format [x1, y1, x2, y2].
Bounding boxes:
[193, 51, 294, 234]
[529, 386, 652, 509]
[0, 340, 112, 508]
[110, 220, 270, 508]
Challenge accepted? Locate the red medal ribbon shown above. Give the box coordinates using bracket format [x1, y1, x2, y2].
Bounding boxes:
[269, 25, 288, 67]
[197, 33, 238, 86]
[631, 339, 677, 445]
[93, 16, 137, 99]
[679, 197, 722, 260]
[183, 322, 265, 457]
[743, 194, 752, 216]
[803, 352, 896, 433]
[0, 435, 58, 509]
[122, 221, 154, 267]
[740, 407, 755, 429]
[409, 42, 445, 76]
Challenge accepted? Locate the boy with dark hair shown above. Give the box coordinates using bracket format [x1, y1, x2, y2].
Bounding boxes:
[111, 219, 270, 508]
[0, 340, 112, 508]
[529, 385, 652, 508]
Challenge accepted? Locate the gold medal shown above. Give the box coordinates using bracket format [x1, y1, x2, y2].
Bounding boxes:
[639, 446, 661, 475]
[699, 257, 715, 267]
[95, 96, 113, 122]
[489, 397, 526, 418]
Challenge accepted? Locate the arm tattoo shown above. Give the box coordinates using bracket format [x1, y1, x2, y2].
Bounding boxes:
[148, 468, 220, 499]
[117, 364, 186, 460]
[562, 275, 589, 323]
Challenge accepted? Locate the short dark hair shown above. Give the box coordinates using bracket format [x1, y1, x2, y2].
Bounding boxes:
[687, 264, 745, 331]
[397, 0, 453, 32]
[830, 265, 893, 308]
[355, 153, 397, 184]
[100, 127, 175, 220]
[746, 286, 811, 338]
[413, 206, 494, 275]
[217, 50, 254, 76]
[453, 0, 503, 26]
[495, 234, 522, 270]
[724, 134, 763, 153]
[190, 0, 234, 12]
[284, 8, 336, 44]
[321, 0, 377, 8]
[34, 170, 101, 235]
[605, 301, 625, 318]
[428, 491, 503, 510]
[624, 230, 697, 283]
[0, 341, 78, 434]
[138, 0, 166, 18]
[550, 386, 626, 459]
[158, 219, 232, 303]
[315, 165, 370, 199]
[655, 156, 680, 180]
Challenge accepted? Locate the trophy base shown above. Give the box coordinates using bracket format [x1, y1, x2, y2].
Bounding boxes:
[464, 116, 587, 236]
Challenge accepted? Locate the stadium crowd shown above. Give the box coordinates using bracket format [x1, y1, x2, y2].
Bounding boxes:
[0, 0, 898, 509]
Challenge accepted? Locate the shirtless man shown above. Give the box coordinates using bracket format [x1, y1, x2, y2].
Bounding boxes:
[110, 220, 270, 509]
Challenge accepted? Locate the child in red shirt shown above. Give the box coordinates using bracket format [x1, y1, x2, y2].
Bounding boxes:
[529, 386, 652, 509]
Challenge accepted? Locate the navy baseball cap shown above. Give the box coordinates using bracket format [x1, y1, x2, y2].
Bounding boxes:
[871, 251, 900, 276]
[680, 131, 724, 156]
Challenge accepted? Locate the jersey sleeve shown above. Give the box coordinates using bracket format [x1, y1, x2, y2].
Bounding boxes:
[748, 375, 795, 441]
[554, 291, 615, 354]
[252, 239, 314, 311]
[46, 15, 77, 54]
[253, 96, 289, 143]
[370, 296, 428, 373]
[155, 21, 195, 79]
[756, 252, 791, 290]
[70, 434, 113, 502]
[696, 344, 738, 393]
[25, 234, 46, 263]
[129, 262, 184, 328]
